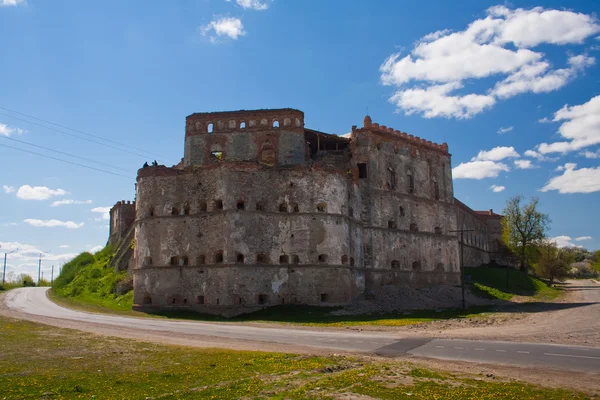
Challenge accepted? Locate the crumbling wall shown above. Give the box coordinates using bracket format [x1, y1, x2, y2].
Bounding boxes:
[108, 201, 136, 246]
[455, 199, 490, 267]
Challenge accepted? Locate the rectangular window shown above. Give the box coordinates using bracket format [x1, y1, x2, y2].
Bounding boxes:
[358, 163, 368, 179]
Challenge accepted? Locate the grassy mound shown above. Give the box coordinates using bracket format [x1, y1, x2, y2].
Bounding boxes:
[466, 267, 562, 301]
[52, 245, 133, 312]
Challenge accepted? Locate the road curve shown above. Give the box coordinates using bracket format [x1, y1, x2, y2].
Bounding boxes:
[4, 287, 600, 373]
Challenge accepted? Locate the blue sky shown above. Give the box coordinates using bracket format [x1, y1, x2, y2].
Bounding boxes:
[1, 0, 599, 279]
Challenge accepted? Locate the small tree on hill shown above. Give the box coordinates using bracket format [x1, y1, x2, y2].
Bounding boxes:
[502, 195, 550, 271]
[534, 240, 574, 285]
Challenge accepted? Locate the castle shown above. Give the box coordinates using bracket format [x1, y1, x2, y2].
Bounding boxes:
[108, 108, 508, 315]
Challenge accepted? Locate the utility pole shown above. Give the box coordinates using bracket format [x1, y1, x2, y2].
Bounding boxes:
[449, 228, 474, 310]
[2, 247, 18, 288]
[38, 250, 51, 286]
[51, 265, 54, 287]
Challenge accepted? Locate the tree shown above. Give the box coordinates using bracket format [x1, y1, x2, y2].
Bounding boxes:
[593, 250, 600, 273]
[502, 195, 551, 271]
[534, 240, 574, 285]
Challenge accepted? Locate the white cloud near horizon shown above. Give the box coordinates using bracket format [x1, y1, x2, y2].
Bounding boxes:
[51, 199, 92, 207]
[15, 185, 67, 200]
[380, 5, 599, 119]
[551, 235, 583, 248]
[0, 122, 26, 136]
[497, 126, 514, 134]
[575, 236, 592, 241]
[91, 206, 111, 220]
[453, 160, 510, 179]
[541, 163, 600, 193]
[201, 17, 245, 41]
[489, 184, 506, 192]
[537, 95, 600, 155]
[24, 219, 84, 229]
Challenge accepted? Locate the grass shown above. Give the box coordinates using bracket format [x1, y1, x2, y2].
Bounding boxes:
[466, 267, 562, 301]
[0, 317, 587, 399]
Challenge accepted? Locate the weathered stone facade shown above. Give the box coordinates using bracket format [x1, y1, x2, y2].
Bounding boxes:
[108, 108, 509, 316]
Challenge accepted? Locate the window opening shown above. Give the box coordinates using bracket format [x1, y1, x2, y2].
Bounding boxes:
[388, 220, 397, 229]
[358, 163, 368, 178]
[279, 254, 289, 264]
[291, 254, 299, 264]
[318, 254, 327, 263]
[316, 203, 327, 212]
[199, 201, 207, 212]
[391, 260, 400, 269]
[214, 200, 223, 210]
[258, 294, 268, 304]
[197, 255, 205, 265]
[279, 203, 288, 212]
[387, 167, 396, 189]
[210, 151, 223, 160]
[412, 261, 421, 270]
[341, 255, 348, 265]
[256, 201, 265, 211]
[143, 296, 152, 305]
[207, 123, 213, 133]
[256, 253, 266, 263]
[408, 173, 415, 194]
[214, 251, 223, 264]
[320, 293, 329, 303]
[273, 120, 279, 128]
[237, 200, 245, 210]
[236, 253, 244, 263]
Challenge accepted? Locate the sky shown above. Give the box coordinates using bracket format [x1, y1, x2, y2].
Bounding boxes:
[1, 0, 599, 281]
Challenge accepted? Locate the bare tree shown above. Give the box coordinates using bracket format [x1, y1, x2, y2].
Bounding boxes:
[502, 195, 550, 271]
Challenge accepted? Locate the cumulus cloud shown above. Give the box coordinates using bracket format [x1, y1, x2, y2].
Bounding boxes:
[0, 241, 78, 279]
[575, 236, 592, 241]
[0, 0, 25, 7]
[91, 206, 111, 220]
[472, 146, 519, 162]
[453, 160, 510, 179]
[59, 244, 70, 248]
[50, 199, 92, 207]
[380, 6, 599, 119]
[23, 219, 84, 229]
[489, 184, 506, 192]
[201, 17, 245, 41]
[232, 0, 268, 10]
[541, 163, 600, 193]
[580, 150, 600, 159]
[514, 159, 535, 169]
[537, 95, 600, 154]
[89, 245, 103, 253]
[2, 185, 15, 193]
[551, 235, 582, 248]
[15, 185, 67, 200]
[497, 126, 514, 134]
[523, 149, 557, 162]
[0, 123, 26, 136]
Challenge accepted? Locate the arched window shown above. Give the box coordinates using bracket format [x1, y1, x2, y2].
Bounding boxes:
[412, 261, 421, 271]
[387, 167, 396, 190]
[182, 256, 189, 266]
[143, 296, 152, 305]
[148, 207, 155, 217]
[291, 254, 300, 264]
[256, 201, 266, 211]
[236, 253, 244, 263]
[435, 227, 442, 234]
[408, 173, 415, 194]
[214, 251, 224, 264]
[316, 203, 327, 212]
[171, 207, 179, 216]
[436, 263, 445, 271]
[291, 203, 300, 212]
[256, 253, 267, 263]
[237, 200, 245, 210]
[391, 260, 400, 269]
[273, 120, 279, 128]
[318, 254, 327, 263]
[279, 254, 289, 264]
[170, 256, 179, 266]
[341, 255, 348, 265]
[207, 123, 214, 133]
[399, 206, 405, 217]
[183, 203, 190, 215]
[240, 121, 246, 129]
[433, 180, 440, 200]
[279, 203, 288, 212]
[388, 220, 397, 229]
[350, 257, 355, 266]
[214, 200, 223, 210]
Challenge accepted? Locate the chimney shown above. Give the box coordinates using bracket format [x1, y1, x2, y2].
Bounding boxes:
[489, 209, 493, 216]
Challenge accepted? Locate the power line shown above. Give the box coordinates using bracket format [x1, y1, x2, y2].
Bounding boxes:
[0, 111, 165, 161]
[0, 143, 135, 180]
[0, 105, 167, 159]
[2, 136, 130, 173]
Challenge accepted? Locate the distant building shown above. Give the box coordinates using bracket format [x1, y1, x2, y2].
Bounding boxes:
[108, 108, 510, 316]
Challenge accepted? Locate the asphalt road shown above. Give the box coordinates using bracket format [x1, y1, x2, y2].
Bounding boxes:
[4, 287, 600, 373]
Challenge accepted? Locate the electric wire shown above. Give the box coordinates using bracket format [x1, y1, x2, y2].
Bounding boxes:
[0, 111, 162, 161]
[0, 143, 135, 180]
[0, 105, 167, 159]
[1, 136, 130, 173]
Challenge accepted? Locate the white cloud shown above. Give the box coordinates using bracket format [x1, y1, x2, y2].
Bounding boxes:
[89, 245, 103, 253]
[0, 241, 78, 280]
[0, 123, 26, 136]
[234, 0, 268, 10]
[201, 17, 245, 41]
[24, 219, 84, 229]
[490, 184, 506, 192]
[541, 163, 600, 193]
[551, 235, 582, 248]
[50, 199, 92, 207]
[0, 0, 25, 7]
[59, 244, 70, 248]
[497, 126, 513, 134]
[15, 185, 67, 200]
[523, 149, 557, 162]
[514, 159, 535, 169]
[575, 236, 592, 241]
[1, 222, 17, 227]
[537, 95, 600, 154]
[580, 150, 600, 159]
[380, 6, 600, 119]
[91, 206, 111, 220]
[472, 146, 519, 162]
[453, 160, 510, 179]
[538, 117, 552, 123]
[2, 185, 15, 193]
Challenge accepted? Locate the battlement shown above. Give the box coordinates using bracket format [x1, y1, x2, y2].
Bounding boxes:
[186, 108, 305, 137]
[355, 115, 449, 154]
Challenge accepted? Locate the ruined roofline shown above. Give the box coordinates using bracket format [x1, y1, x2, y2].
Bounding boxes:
[186, 108, 303, 119]
[454, 197, 492, 225]
[304, 128, 350, 143]
[353, 115, 449, 154]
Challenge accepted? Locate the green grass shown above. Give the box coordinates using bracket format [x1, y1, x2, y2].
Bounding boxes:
[466, 267, 562, 301]
[0, 317, 587, 399]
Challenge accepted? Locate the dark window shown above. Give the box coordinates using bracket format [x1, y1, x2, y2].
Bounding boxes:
[237, 200, 245, 210]
[279, 254, 289, 264]
[291, 254, 299, 264]
[388, 220, 397, 229]
[182, 256, 189, 266]
[216, 298, 220, 305]
[256, 201, 265, 211]
[318, 254, 327, 263]
[196, 295, 204, 304]
[171, 207, 179, 216]
[172, 297, 177, 304]
[412, 261, 421, 271]
[148, 207, 154, 217]
[350, 257, 355, 266]
[258, 294, 268, 304]
[236, 253, 244, 263]
[399, 206, 405, 217]
[358, 163, 368, 178]
[143, 256, 152, 266]
[197, 255, 205, 265]
[436, 263, 445, 271]
[408, 174, 415, 194]
[410, 223, 418, 232]
[143, 296, 152, 305]
[435, 227, 442, 234]
[291, 203, 300, 212]
[341, 255, 348, 265]
[434, 180, 440, 200]
[391, 260, 400, 269]
[316, 203, 327, 212]
[214, 200, 223, 210]
[170, 256, 179, 266]
[320, 293, 329, 303]
[256, 253, 266, 263]
[183, 298, 187, 304]
[387, 167, 396, 190]
[214, 251, 223, 263]
[279, 203, 288, 212]
[349, 207, 353, 217]
[199, 201, 207, 212]
[183, 204, 190, 215]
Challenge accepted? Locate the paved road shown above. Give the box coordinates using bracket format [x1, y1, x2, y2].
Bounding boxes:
[4, 287, 600, 373]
